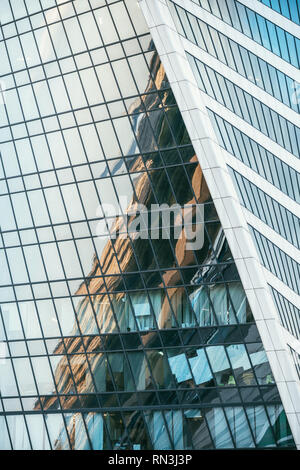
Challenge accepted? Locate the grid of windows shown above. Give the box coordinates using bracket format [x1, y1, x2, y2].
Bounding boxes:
[0, 404, 291, 450]
[188, 53, 300, 159]
[167, 2, 300, 420]
[209, 110, 300, 204]
[259, 0, 300, 25]
[229, 167, 300, 249]
[0, 0, 71, 26]
[192, 0, 300, 68]
[168, 1, 299, 113]
[251, 227, 300, 295]
[0, 0, 295, 450]
[271, 286, 300, 340]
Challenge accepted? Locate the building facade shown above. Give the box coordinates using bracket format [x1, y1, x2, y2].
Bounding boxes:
[0, 0, 299, 449]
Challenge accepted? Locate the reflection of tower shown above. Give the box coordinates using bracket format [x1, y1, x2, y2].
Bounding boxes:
[1, 0, 296, 450]
[37, 52, 216, 410]
[34, 42, 291, 448]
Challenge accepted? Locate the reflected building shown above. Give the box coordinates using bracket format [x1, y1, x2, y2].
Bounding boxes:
[0, 0, 299, 450]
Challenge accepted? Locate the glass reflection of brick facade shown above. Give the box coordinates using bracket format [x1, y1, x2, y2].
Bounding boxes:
[0, 0, 295, 450]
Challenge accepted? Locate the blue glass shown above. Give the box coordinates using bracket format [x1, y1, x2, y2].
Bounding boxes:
[259, 0, 300, 25]
[193, 0, 300, 67]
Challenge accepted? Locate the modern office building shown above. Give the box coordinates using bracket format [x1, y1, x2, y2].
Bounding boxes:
[0, 0, 299, 450]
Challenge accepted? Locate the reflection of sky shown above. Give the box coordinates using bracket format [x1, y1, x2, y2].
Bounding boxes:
[243, 4, 298, 66]
[260, 0, 300, 25]
[167, 345, 269, 386]
[198, 0, 300, 67]
[168, 353, 192, 383]
[189, 349, 213, 384]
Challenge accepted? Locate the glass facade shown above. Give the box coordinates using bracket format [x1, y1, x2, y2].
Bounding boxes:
[0, 0, 296, 450]
[208, 110, 300, 204]
[271, 286, 300, 340]
[192, 0, 300, 68]
[169, 1, 299, 112]
[251, 227, 300, 295]
[229, 167, 300, 249]
[167, 0, 300, 374]
[188, 54, 300, 158]
[289, 346, 300, 380]
[259, 0, 300, 25]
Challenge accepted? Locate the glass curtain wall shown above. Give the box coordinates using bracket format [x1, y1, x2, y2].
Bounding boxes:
[0, 0, 295, 449]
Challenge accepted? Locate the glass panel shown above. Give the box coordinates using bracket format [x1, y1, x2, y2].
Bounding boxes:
[6, 415, 31, 450]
